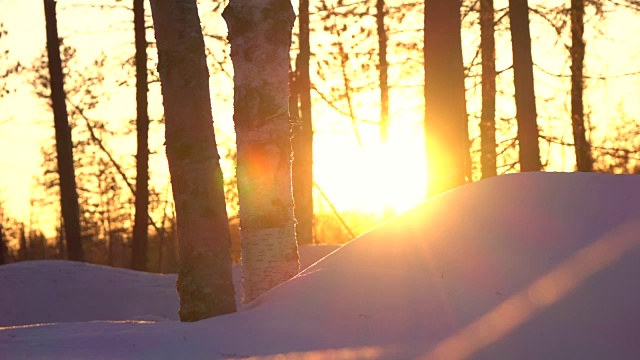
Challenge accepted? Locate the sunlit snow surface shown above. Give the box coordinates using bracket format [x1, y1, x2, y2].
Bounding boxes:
[2, 172, 640, 359]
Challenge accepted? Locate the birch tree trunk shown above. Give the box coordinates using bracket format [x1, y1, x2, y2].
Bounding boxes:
[480, 0, 497, 179]
[570, 0, 593, 172]
[150, 0, 236, 321]
[424, 0, 469, 197]
[131, 0, 150, 271]
[223, 0, 300, 304]
[509, 0, 541, 172]
[292, 0, 314, 246]
[44, 0, 83, 261]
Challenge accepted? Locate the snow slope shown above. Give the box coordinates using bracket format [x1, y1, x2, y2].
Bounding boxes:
[2, 172, 640, 359]
[0, 244, 341, 327]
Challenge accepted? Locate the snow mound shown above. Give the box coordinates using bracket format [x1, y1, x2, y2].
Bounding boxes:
[2, 173, 640, 359]
[250, 172, 640, 358]
[0, 260, 179, 326]
[0, 244, 340, 327]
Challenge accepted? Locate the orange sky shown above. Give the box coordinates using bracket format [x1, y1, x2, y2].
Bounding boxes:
[1, 0, 640, 235]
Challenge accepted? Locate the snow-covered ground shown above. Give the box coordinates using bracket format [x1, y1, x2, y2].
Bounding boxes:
[0, 244, 341, 327]
[2, 172, 640, 359]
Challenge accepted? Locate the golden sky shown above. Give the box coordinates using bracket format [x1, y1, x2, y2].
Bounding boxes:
[1, 0, 640, 234]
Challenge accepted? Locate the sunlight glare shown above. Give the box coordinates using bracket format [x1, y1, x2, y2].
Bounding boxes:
[244, 345, 386, 360]
[313, 129, 426, 216]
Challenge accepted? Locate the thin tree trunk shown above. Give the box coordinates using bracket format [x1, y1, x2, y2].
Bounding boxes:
[223, 0, 300, 304]
[292, 0, 314, 246]
[44, 0, 83, 261]
[169, 208, 178, 269]
[157, 226, 165, 272]
[131, 0, 150, 271]
[509, 0, 541, 172]
[19, 224, 27, 261]
[336, 36, 364, 148]
[377, 0, 389, 147]
[0, 224, 6, 265]
[150, 0, 237, 321]
[105, 190, 114, 266]
[424, 0, 468, 197]
[157, 187, 170, 273]
[480, 0, 497, 178]
[571, 0, 592, 172]
[57, 219, 66, 259]
[377, 0, 395, 217]
[464, 128, 473, 182]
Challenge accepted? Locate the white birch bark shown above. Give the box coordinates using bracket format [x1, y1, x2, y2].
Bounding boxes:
[223, 0, 300, 303]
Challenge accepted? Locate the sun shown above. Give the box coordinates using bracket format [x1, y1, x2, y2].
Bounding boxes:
[312, 124, 427, 216]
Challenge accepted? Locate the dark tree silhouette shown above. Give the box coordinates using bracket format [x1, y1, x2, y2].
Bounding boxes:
[480, 0, 497, 178]
[150, 0, 237, 321]
[130, 0, 150, 271]
[0, 223, 5, 265]
[571, 0, 593, 171]
[292, 0, 314, 246]
[509, 0, 542, 171]
[424, 0, 469, 196]
[43, 0, 83, 261]
[377, 0, 389, 154]
[377, 0, 395, 218]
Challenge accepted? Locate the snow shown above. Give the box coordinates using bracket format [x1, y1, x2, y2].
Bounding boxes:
[2, 172, 640, 359]
[0, 244, 341, 327]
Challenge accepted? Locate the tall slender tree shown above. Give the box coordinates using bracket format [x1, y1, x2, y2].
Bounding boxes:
[509, 0, 541, 171]
[0, 223, 5, 265]
[570, 0, 593, 171]
[376, 0, 395, 217]
[18, 224, 27, 261]
[480, 0, 497, 178]
[0, 30, 13, 266]
[43, 0, 83, 261]
[130, 0, 150, 271]
[223, 0, 300, 303]
[292, 0, 314, 246]
[377, 0, 389, 152]
[150, 0, 237, 321]
[424, 0, 469, 197]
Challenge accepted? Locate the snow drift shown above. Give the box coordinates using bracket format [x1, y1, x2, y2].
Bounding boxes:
[1, 172, 640, 359]
[0, 244, 341, 327]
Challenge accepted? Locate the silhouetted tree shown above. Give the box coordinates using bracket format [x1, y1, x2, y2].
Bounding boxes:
[424, 0, 469, 196]
[18, 224, 27, 261]
[509, 0, 541, 171]
[570, 0, 593, 171]
[29, 41, 140, 266]
[0, 224, 5, 265]
[56, 1, 160, 270]
[377, 0, 395, 218]
[43, 0, 83, 261]
[151, 0, 237, 320]
[130, 0, 150, 271]
[292, 0, 314, 245]
[223, 0, 300, 303]
[480, 0, 497, 178]
[377, 0, 389, 150]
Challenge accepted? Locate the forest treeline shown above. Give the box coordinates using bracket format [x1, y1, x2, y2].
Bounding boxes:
[1, 0, 640, 277]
